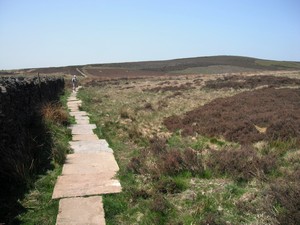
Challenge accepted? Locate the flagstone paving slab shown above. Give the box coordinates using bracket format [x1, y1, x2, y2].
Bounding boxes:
[69, 124, 97, 129]
[54, 89, 121, 224]
[69, 125, 96, 135]
[52, 174, 121, 199]
[72, 134, 99, 141]
[69, 141, 113, 153]
[62, 152, 119, 175]
[56, 196, 105, 225]
[67, 97, 77, 101]
[75, 120, 90, 125]
[70, 111, 89, 116]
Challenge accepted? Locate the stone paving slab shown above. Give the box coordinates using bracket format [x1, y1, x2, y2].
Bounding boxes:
[70, 111, 89, 116]
[62, 165, 117, 175]
[74, 117, 90, 123]
[56, 196, 105, 225]
[68, 106, 81, 111]
[69, 107, 80, 112]
[71, 129, 94, 135]
[69, 125, 96, 135]
[67, 100, 82, 103]
[75, 118, 90, 125]
[75, 120, 90, 125]
[74, 114, 90, 120]
[69, 140, 113, 153]
[69, 124, 97, 129]
[52, 174, 121, 199]
[62, 152, 119, 175]
[67, 97, 77, 101]
[74, 115, 90, 120]
[72, 134, 99, 141]
[67, 103, 82, 107]
[69, 139, 109, 147]
[64, 152, 116, 165]
[54, 90, 122, 224]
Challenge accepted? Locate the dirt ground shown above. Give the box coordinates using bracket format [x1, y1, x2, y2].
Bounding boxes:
[164, 87, 300, 144]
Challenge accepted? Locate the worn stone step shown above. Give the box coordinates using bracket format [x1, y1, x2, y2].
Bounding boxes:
[74, 116, 90, 121]
[62, 152, 119, 175]
[52, 174, 121, 199]
[67, 100, 82, 104]
[69, 140, 113, 153]
[67, 97, 78, 101]
[69, 124, 96, 129]
[70, 111, 89, 116]
[69, 124, 96, 135]
[56, 196, 105, 225]
[75, 120, 90, 125]
[72, 134, 99, 141]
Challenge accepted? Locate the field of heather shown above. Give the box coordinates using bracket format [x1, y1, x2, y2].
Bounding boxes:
[76, 71, 300, 224]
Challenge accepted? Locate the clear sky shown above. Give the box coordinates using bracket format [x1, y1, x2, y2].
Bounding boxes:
[0, 0, 299, 69]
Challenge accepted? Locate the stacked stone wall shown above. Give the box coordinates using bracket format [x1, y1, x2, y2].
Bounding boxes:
[0, 76, 64, 193]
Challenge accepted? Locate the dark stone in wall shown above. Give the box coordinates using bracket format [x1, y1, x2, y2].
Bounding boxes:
[0, 76, 64, 223]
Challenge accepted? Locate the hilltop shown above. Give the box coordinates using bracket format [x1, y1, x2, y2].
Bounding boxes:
[4, 55, 300, 79]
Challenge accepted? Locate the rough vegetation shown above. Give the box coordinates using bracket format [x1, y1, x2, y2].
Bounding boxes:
[203, 75, 300, 89]
[164, 87, 300, 144]
[3, 58, 300, 224]
[78, 70, 300, 224]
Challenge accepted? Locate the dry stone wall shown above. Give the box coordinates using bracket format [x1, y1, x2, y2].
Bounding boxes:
[0, 76, 64, 217]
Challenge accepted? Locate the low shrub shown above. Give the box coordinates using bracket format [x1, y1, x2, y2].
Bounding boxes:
[128, 145, 204, 178]
[159, 149, 184, 175]
[129, 187, 151, 202]
[127, 156, 143, 174]
[150, 194, 170, 215]
[155, 176, 187, 194]
[267, 171, 300, 225]
[41, 102, 69, 125]
[120, 106, 135, 120]
[208, 146, 278, 181]
[182, 148, 204, 175]
[149, 136, 167, 155]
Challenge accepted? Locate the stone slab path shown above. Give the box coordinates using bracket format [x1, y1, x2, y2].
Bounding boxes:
[53, 89, 121, 225]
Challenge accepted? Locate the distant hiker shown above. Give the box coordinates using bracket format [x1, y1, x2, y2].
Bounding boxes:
[72, 75, 78, 91]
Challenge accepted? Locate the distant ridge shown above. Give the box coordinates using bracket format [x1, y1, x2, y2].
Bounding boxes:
[5, 55, 300, 77]
[89, 55, 300, 72]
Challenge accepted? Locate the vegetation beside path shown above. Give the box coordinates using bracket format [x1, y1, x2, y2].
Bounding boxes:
[78, 73, 300, 225]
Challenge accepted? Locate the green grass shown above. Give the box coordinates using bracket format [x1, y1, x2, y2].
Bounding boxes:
[16, 168, 61, 224]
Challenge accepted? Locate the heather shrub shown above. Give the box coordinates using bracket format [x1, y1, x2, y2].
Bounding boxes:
[150, 194, 170, 215]
[129, 187, 151, 202]
[182, 148, 204, 175]
[208, 146, 278, 181]
[149, 136, 167, 155]
[268, 176, 300, 225]
[127, 156, 143, 174]
[159, 149, 184, 175]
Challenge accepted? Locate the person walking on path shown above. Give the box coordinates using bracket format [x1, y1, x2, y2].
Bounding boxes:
[72, 75, 78, 92]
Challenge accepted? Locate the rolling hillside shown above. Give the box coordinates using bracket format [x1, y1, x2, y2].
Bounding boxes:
[5, 55, 300, 78]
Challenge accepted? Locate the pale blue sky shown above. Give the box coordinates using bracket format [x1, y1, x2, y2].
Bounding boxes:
[0, 0, 299, 69]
